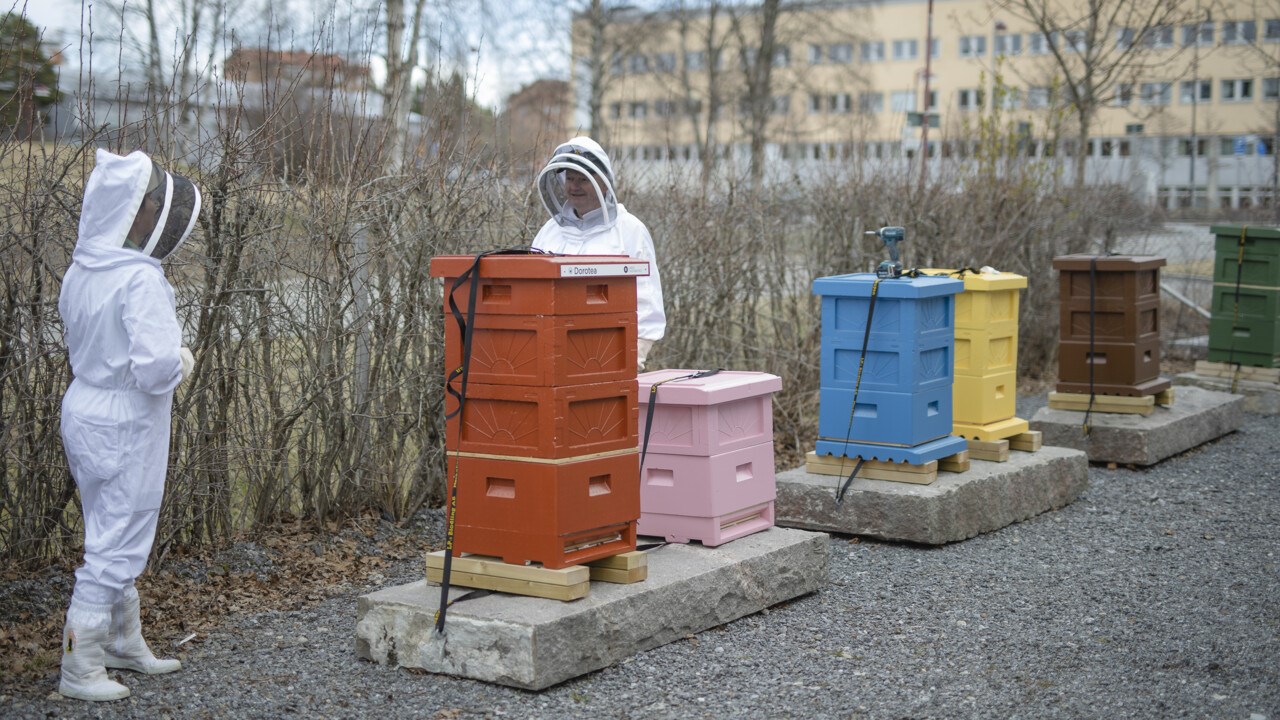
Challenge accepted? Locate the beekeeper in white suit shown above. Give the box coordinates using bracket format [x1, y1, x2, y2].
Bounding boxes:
[57, 149, 201, 701]
[534, 136, 665, 368]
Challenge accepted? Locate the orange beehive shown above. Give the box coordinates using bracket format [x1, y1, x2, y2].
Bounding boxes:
[444, 311, 637, 387]
[431, 252, 646, 572]
[448, 452, 640, 569]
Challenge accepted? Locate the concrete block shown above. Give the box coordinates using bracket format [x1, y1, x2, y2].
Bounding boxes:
[774, 446, 1088, 545]
[355, 527, 828, 690]
[1174, 372, 1280, 415]
[1029, 385, 1244, 466]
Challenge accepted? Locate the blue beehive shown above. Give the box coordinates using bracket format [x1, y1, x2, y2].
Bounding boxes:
[812, 273, 967, 464]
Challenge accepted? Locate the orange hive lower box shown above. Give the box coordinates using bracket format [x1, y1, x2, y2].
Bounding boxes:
[448, 451, 639, 570]
[445, 379, 638, 459]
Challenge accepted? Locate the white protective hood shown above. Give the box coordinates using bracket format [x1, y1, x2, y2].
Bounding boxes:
[536, 136, 619, 230]
[73, 149, 201, 273]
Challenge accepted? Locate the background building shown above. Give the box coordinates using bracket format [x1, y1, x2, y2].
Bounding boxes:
[575, 0, 1280, 211]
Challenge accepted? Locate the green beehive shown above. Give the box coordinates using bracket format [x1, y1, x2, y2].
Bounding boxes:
[1208, 225, 1280, 367]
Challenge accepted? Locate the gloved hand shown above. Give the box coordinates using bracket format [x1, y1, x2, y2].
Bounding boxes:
[637, 338, 656, 372]
[179, 347, 194, 381]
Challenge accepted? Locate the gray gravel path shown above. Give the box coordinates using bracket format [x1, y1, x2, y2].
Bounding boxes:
[6, 405, 1278, 719]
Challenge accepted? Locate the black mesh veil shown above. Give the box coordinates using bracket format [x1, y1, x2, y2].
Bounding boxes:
[141, 161, 202, 260]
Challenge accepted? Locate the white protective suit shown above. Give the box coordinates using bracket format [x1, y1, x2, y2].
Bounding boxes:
[533, 137, 666, 362]
[58, 149, 199, 701]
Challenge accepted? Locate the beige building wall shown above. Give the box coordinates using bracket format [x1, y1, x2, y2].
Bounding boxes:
[577, 0, 1280, 207]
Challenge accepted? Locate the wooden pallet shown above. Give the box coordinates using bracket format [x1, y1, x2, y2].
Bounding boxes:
[966, 438, 1010, 462]
[1008, 431, 1043, 453]
[938, 450, 970, 473]
[586, 551, 648, 584]
[805, 451, 937, 484]
[425, 551, 590, 601]
[1194, 360, 1280, 384]
[1048, 392, 1155, 416]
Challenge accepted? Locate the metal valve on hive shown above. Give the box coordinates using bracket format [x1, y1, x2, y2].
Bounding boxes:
[866, 226, 905, 279]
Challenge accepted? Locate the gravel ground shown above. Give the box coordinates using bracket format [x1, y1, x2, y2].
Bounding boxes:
[5, 399, 1279, 719]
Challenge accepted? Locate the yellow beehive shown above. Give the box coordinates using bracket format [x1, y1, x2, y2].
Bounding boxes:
[921, 269, 1029, 441]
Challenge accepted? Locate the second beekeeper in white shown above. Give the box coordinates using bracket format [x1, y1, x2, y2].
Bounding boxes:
[533, 136, 666, 369]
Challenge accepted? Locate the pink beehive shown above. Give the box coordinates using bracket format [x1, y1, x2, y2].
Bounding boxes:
[636, 370, 782, 546]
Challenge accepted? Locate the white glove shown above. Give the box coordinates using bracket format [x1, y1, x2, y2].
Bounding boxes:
[179, 347, 195, 381]
[637, 338, 656, 371]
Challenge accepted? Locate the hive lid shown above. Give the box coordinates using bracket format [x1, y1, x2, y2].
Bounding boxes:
[918, 268, 1028, 291]
[637, 369, 782, 405]
[429, 253, 649, 279]
[1051, 254, 1166, 271]
[811, 273, 964, 298]
[1210, 225, 1280, 241]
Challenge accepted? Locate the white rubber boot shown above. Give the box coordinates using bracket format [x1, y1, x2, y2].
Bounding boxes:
[104, 587, 182, 675]
[59, 600, 131, 702]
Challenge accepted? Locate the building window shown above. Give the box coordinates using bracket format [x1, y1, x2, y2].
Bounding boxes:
[957, 88, 984, 110]
[629, 101, 648, 119]
[654, 53, 676, 74]
[1118, 140, 1131, 157]
[1183, 22, 1214, 46]
[654, 99, 676, 117]
[1140, 82, 1172, 105]
[628, 54, 649, 73]
[994, 33, 1022, 56]
[1266, 19, 1280, 42]
[610, 102, 623, 119]
[1028, 86, 1052, 108]
[1222, 20, 1257, 44]
[1221, 137, 1255, 156]
[1179, 138, 1208, 156]
[860, 41, 885, 62]
[829, 92, 852, 113]
[1222, 78, 1254, 101]
[857, 92, 883, 114]
[610, 53, 624, 75]
[773, 46, 790, 68]
[890, 90, 917, 112]
[930, 38, 941, 58]
[808, 43, 823, 64]
[1142, 25, 1173, 48]
[1065, 30, 1089, 52]
[892, 38, 919, 60]
[1265, 77, 1280, 100]
[998, 87, 1021, 109]
[1180, 79, 1211, 103]
[959, 35, 987, 58]
[829, 43, 853, 63]
[1116, 27, 1135, 49]
[809, 93, 824, 113]
[1111, 83, 1133, 107]
[771, 95, 790, 115]
[685, 51, 706, 72]
[1029, 31, 1056, 55]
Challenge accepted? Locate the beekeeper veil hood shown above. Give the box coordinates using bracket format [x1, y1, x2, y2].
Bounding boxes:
[78, 149, 202, 265]
[536, 136, 618, 228]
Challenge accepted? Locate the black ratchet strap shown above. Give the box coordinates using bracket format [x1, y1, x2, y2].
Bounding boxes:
[836, 278, 881, 504]
[1228, 227, 1248, 394]
[639, 369, 723, 474]
[435, 247, 548, 633]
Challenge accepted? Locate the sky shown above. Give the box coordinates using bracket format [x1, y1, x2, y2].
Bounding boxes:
[12, 0, 572, 110]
